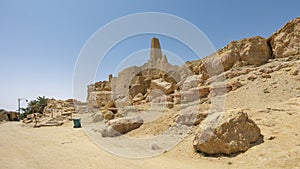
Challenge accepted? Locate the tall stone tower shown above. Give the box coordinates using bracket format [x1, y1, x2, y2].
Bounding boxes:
[150, 37, 163, 62]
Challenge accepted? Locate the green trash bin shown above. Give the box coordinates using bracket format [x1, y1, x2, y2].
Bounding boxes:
[73, 118, 81, 128]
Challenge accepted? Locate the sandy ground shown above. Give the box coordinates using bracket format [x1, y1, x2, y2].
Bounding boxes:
[0, 121, 228, 169]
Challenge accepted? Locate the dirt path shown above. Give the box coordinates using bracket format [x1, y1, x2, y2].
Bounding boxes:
[0, 122, 226, 169]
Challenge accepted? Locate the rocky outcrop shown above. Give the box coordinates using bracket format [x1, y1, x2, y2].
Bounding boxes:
[101, 116, 143, 137]
[43, 99, 78, 119]
[269, 17, 300, 58]
[0, 109, 18, 121]
[186, 36, 271, 77]
[193, 109, 261, 155]
[87, 17, 300, 114]
[216, 36, 270, 71]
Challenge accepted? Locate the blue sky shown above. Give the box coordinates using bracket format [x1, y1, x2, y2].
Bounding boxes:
[0, 0, 299, 111]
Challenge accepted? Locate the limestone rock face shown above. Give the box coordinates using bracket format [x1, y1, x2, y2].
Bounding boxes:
[269, 17, 300, 58]
[238, 36, 271, 65]
[218, 36, 271, 68]
[186, 36, 271, 76]
[101, 116, 143, 137]
[175, 106, 208, 126]
[193, 109, 261, 155]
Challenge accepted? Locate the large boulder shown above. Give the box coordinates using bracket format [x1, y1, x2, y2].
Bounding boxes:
[193, 109, 261, 155]
[151, 78, 176, 94]
[101, 116, 143, 137]
[269, 17, 300, 58]
[175, 106, 208, 126]
[0, 111, 9, 121]
[92, 113, 103, 122]
[102, 110, 115, 120]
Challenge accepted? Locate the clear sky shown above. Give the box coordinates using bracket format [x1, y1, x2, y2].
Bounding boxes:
[0, 0, 299, 111]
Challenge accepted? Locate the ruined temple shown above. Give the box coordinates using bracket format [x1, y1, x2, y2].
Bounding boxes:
[87, 37, 183, 111]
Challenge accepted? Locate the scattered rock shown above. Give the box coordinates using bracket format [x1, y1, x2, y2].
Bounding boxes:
[151, 78, 176, 94]
[290, 68, 299, 76]
[150, 143, 161, 151]
[261, 73, 271, 78]
[272, 64, 282, 71]
[268, 136, 276, 140]
[230, 81, 243, 91]
[101, 116, 143, 137]
[285, 68, 292, 72]
[259, 68, 273, 74]
[132, 93, 144, 103]
[181, 75, 205, 90]
[193, 110, 261, 155]
[165, 102, 174, 109]
[181, 87, 209, 103]
[248, 74, 257, 81]
[263, 88, 270, 93]
[102, 110, 115, 120]
[175, 106, 208, 126]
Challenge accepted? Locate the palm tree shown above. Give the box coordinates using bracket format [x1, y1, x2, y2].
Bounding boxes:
[20, 96, 49, 119]
[36, 96, 48, 113]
